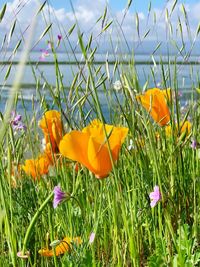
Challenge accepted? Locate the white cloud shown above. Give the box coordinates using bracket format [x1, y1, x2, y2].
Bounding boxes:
[0, 0, 199, 51]
[138, 12, 145, 20]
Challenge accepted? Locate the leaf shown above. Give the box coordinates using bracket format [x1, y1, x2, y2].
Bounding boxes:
[152, 42, 162, 54]
[38, 24, 52, 41]
[151, 55, 157, 68]
[148, 1, 151, 13]
[168, 21, 173, 36]
[0, 210, 6, 229]
[96, 15, 102, 24]
[105, 60, 110, 81]
[4, 63, 12, 81]
[101, 7, 107, 29]
[195, 88, 200, 94]
[153, 12, 157, 24]
[1, 34, 7, 49]
[13, 39, 22, 54]
[127, 0, 132, 9]
[88, 47, 97, 62]
[0, 4, 6, 23]
[136, 13, 140, 38]
[196, 23, 200, 36]
[78, 32, 86, 59]
[170, 0, 178, 16]
[101, 20, 113, 33]
[142, 29, 150, 39]
[181, 4, 187, 20]
[68, 23, 76, 36]
[95, 66, 102, 76]
[178, 17, 183, 36]
[113, 60, 119, 75]
[37, 1, 47, 14]
[86, 34, 93, 51]
[8, 20, 16, 43]
[165, 8, 169, 23]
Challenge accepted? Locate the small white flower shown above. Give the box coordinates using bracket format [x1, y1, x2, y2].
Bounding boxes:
[89, 232, 96, 244]
[113, 80, 123, 91]
[41, 138, 46, 151]
[156, 82, 161, 87]
[128, 139, 134, 151]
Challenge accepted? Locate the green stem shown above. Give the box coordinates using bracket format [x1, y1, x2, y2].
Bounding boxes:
[48, 205, 58, 267]
[0, 170, 17, 267]
[22, 191, 54, 255]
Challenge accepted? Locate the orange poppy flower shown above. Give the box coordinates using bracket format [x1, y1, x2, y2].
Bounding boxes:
[5, 163, 22, 188]
[38, 236, 82, 257]
[136, 88, 171, 126]
[38, 110, 63, 153]
[22, 111, 63, 179]
[165, 121, 191, 137]
[180, 120, 191, 135]
[59, 119, 128, 178]
[22, 153, 52, 180]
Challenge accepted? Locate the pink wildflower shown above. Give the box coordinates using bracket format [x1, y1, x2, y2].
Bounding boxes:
[53, 186, 71, 209]
[17, 251, 30, 259]
[53, 186, 66, 209]
[10, 111, 26, 131]
[191, 139, 197, 149]
[149, 185, 161, 208]
[39, 49, 49, 61]
[57, 34, 62, 41]
[89, 232, 95, 244]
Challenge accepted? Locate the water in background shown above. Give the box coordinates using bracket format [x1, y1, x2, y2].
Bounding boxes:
[0, 51, 199, 121]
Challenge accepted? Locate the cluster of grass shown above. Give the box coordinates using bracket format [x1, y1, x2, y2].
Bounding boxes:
[0, 1, 200, 266]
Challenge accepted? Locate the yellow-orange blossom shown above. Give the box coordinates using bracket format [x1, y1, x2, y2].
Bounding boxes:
[22, 110, 63, 179]
[136, 88, 171, 126]
[38, 110, 63, 153]
[59, 119, 128, 178]
[38, 236, 82, 257]
[165, 120, 191, 137]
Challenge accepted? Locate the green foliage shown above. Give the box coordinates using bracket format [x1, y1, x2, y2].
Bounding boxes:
[0, 0, 200, 266]
[0, 3, 6, 23]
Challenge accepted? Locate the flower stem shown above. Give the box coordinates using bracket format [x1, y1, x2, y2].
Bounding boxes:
[22, 191, 54, 255]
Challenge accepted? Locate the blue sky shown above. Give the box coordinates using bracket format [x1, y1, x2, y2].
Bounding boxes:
[0, 0, 200, 44]
[1, 0, 199, 14]
[44, 0, 199, 13]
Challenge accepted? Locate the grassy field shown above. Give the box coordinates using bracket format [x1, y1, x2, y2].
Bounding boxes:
[0, 1, 200, 266]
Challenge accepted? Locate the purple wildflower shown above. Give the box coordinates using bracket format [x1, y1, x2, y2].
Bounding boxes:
[57, 34, 62, 41]
[47, 41, 52, 50]
[53, 185, 67, 208]
[89, 232, 95, 244]
[17, 250, 30, 259]
[10, 111, 26, 131]
[39, 49, 50, 61]
[178, 91, 183, 97]
[149, 185, 161, 208]
[191, 139, 197, 149]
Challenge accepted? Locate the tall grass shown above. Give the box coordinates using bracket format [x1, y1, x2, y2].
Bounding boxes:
[0, 0, 200, 266]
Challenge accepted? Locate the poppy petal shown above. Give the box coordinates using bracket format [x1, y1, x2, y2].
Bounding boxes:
[82, 119, 105, 143]
[38, 236, 82, 257]
[59, 131, 92, 170]
[38, 110, 62, 152]
[87, 137, 113, 178]
[22, 153, 51, 180]
[136, 88, 170, 126]
[59, 121, 128, 178]
[109, 127, 129, 160]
